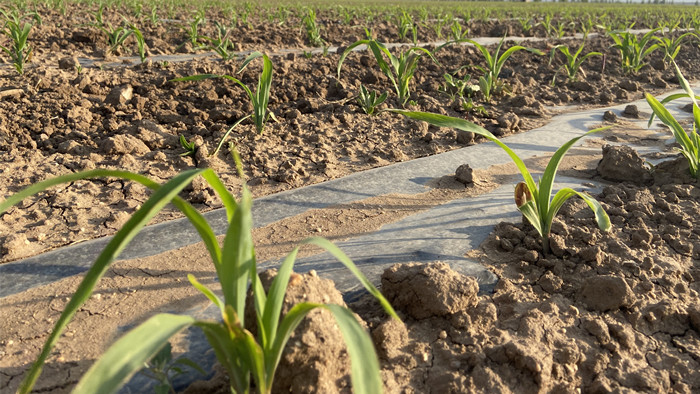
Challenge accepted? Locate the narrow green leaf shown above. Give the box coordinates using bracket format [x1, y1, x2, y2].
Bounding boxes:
[188, 274, 225, 313]
[17, 169, 204, 394]
[547, 188, 611, 235]
[387, 109, 538, 198]
[261, 247, 300, 351]
[73, 314, 195, 394]
[266, 302, 319, 386]
[646, 93, 694, 150]
[302, 237, 399, 320]
[537, 126, 610, 223]
[337, 39, 370, 79]
[220, 180, 255, 323]
[324, 304, 383, 394]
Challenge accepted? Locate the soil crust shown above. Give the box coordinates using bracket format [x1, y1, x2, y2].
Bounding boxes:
[3, 4, 700, 264]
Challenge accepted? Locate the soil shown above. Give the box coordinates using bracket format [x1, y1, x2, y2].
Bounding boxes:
[3, 4, 700, 393]
[3, 121, 700, 392]
[172, 155, 700, 393]
[2, 4, 700, 264]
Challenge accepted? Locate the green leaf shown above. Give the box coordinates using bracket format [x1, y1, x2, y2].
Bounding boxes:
[73, 314, 195, 394]
[324, 304, 383, 394]
[194, 321, 250, 392]
[547, 188, 611, 235]
[337, 39, 370, 79]
[646, 93, 694, 152]
[266, 302, 320, 385]
[387, 109, 538, 198]
[537, 126, 610, 226]
[16, 169, 205, 394]
[188, 274, 225, 313]
[261, 247, 300, 350]
[302, 237, 399, 320]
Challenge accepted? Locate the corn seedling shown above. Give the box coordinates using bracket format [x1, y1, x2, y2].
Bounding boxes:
[180, 14, 206, 49]
[11, 156, 398, 394]
[91, 4, 106, 29]
[465, 36, 543, 102]
[554, 20, 571, 38]
[99, 20, 133, 55]
[173, 52, 276, 144]
[548, 42, 602, 85]
[179, 134, 196, 157]
[0, 9, 33, 75]
[579, 16, 604, 39]
[518, 17, 534, 35]
[396, 11, 414, 41]
[302, 8, 324, 47]
[461, 98, 488, 116]
[337, 39, 439, 106]
[609, 28, 661, 74]
[654, 31, 698, 64]
[206, 21, 236, 60]
[357, 84, 388, 115]
[148, 6, 159, 26]
[646, 62, 700, 178]
[450, 20, 467, 41]
[139, 342, 206, 394]
[538, 13, 555, 37]
[438, 71, 478, 102]
[130, 24, 147, 63]
[389, 110, 611, 255]
[428, 14, 448, 39]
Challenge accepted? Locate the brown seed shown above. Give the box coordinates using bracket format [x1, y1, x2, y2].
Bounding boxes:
[514, 182, 532, 208]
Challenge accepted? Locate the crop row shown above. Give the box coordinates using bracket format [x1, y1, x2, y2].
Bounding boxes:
[5, 59, 700, 392]
[2, 0, 700, 64]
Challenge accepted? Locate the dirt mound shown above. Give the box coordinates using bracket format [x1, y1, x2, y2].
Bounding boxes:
[347, 169, 700, 392]
[247, 167, 700, 393]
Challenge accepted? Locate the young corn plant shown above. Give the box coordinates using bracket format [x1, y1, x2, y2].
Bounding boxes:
[91, 4, 106, 29]
[179, 134, 196, 157]
[357, 84, 388, 115]
[100, 21, 133, 55]
[646, 62, 700, 178]
[148, 6, 159, 26]
[206, 21, 236, 60]
[438, 71, 478, 103]
[180, 13, 206, 49]
[553, 20, 571, 39]
[389, 110, 611, 255]
[0, 10, 33, 75]
[538, 13, 555, 37]
[609, 28, 661, 74]
[548, 42, 602, 85]
[139, 342, 206, 394]
[11, 158, 399, 394]
[466, 36, 543, 102]
[130, 24, 147, 63]
[654, 31, 698, 64]
[450, 20, 467, 41]
[579, 16, 604, 39]
[518, 17, 534, 36]
[337, 39, 439, 106]
[301, 8, 324, 47]
[396, 11, 413, 41]
[172, 52, 276, 151]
